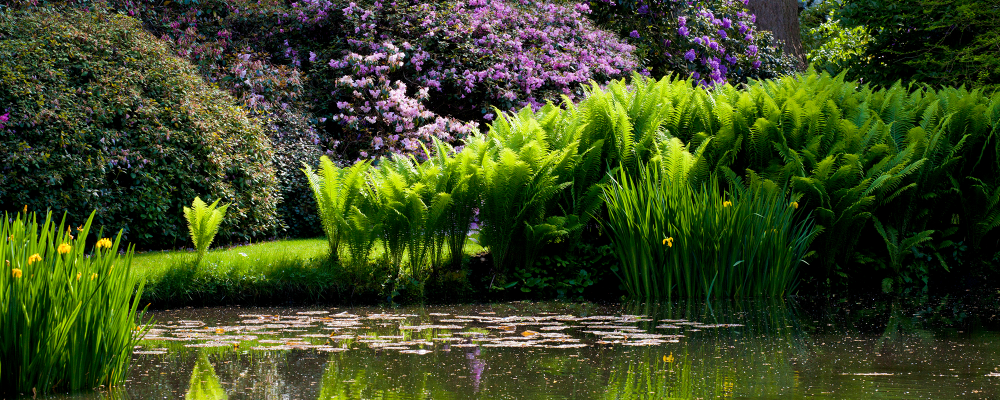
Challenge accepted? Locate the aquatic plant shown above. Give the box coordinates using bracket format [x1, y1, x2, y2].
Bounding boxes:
[0, 211, 148, 395]
[603, 140, 819, 299]
[184, 197, 230, 265]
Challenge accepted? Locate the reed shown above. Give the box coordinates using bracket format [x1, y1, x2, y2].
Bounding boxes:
[0, 211, 147, 395]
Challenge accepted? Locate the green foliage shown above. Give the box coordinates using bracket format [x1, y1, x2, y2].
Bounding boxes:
[0, 7, 280, 249]
[801, 10, 872, 75]
[304, 157, 371, 267]
[183, 197, 230, 264]
[838, 0, 1000, 91]
[0, 211, 147, 395]
[603, 159, 818, 299]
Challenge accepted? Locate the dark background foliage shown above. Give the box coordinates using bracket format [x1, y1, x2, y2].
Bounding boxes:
[838, 0, 1000, 92]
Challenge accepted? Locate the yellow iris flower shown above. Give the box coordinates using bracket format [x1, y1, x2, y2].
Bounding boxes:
[663, 237, 674, 247]
[58, 243, 72, 254]
[27, 253, 42, 265]
[96, 238, 113, 249]
[12, 268, 22, 279]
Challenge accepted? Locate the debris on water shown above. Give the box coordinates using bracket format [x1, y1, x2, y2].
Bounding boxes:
[139, 306, 747, 357]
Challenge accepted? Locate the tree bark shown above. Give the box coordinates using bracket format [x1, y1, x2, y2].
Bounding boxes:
[745, 0, 805, 70]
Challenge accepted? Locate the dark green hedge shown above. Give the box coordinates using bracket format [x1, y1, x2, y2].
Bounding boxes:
[0, 8, 279, 249]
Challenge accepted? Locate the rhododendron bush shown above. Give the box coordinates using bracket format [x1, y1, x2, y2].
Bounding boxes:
[65, 0, 638, 161]
[305, 0, 639, 160]
[588, 0, 797, 86]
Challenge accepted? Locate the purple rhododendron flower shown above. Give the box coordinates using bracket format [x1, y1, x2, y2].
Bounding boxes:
[678, 26, 689, 36]
[678, 16, 687, 26]
[691, 71, 700, 79]
[752, 60, 761, 69]
[709, 41, 719, 51]
[637, 4, 648, 14]
[745, 33, 753, 41]
[718, 29, 727, 39]
[722, 18, 732, 29]
[630, 30, 640, 38]
[747, 45, 758, 56]
[684, 49, 697, 61]
[726, 55, 737, 65]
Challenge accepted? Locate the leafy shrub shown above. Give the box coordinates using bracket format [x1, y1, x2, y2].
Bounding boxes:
[0, 7, 280, 249]
[306, 0, 639, 160]
[35, 0, 639, 162]
[1, 211, 147, 395]
[587, 0, 798, 85]
[267, 108, 326, 238]
[838, 0, 1000, 91]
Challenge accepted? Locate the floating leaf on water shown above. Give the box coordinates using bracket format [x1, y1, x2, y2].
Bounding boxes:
[399, 349, 433, 355]
[545, 343, 588, 349]
[843, 372, 894, 376]
[622, 339, 667, 346]
[539, 325, 570, 331]
[184, 342, 236, 348]
[296, 311, 330, 315]
[655, 324, 682, 329]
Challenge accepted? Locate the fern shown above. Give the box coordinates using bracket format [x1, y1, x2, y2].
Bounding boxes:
[183, 197, 229, 264]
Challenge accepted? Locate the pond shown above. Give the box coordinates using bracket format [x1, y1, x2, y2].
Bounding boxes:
[27, 301, 1000, 399]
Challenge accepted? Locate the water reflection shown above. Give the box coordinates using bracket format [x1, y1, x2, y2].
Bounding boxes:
[27, 301, 1000, 399]
[186, 351, 226, 400]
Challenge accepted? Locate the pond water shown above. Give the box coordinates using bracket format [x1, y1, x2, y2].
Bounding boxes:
[26, 301, 1000, 399]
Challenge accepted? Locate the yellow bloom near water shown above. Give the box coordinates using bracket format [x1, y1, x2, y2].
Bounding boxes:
[723, 200, 732, 207]
[28, 253, 42, 265]
[12, 268, 22, 279]
[663, 237, 674, 247]
[96, 238, 113, 249]
[790, 201, 799, 209]
[76, 272, 82, 281]
[58, 243, 72, 254]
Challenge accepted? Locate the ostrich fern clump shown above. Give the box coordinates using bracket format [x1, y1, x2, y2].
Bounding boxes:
[184, 197, 229, 264]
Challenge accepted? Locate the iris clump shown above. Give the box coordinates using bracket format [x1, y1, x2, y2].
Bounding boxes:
[603, 154, 819, 299]
[0, 211, 148, 395]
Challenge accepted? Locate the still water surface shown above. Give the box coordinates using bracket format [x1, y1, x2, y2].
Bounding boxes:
[28, 301, 1000, 399]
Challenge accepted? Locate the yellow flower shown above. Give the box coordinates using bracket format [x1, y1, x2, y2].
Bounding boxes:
[96, 238, 113, 249]
[790, 201, 799, 209]
[663, 237, 674, 247]
[723, 201, 732, 207]
[664, 353, 674, 363]
[90, 272, 98, 280]
[22, 205, 27, 214]
[12, 268, 22, 279]
[76, 272, 82, 281]
[27, 253, 42, 265]
[58, 243, 72, 254]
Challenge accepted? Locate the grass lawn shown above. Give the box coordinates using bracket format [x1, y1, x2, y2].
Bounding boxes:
[132, 238, 331, 281]
[133, 237, 486, 307]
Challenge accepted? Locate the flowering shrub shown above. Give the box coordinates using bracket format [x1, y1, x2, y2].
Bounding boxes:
[28, 0, 638, 164]
[0, 8, 280, 249]
[304, 0, 639, 159]
[588, 0, 797, 86]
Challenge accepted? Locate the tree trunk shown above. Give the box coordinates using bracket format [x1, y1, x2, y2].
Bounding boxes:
[745, 0, 805, 70]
